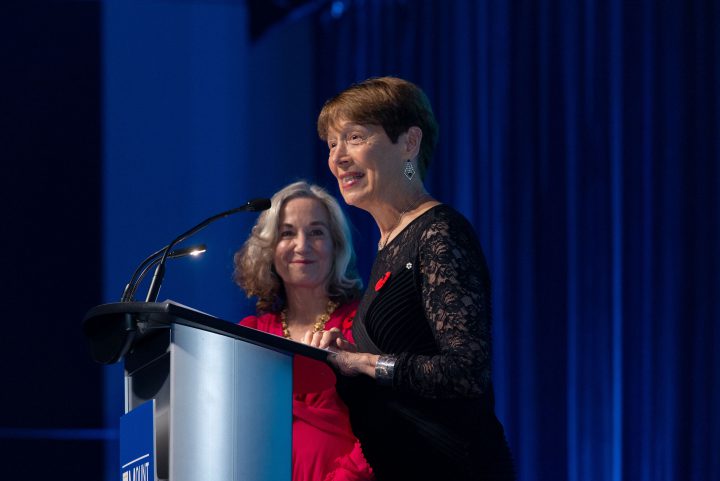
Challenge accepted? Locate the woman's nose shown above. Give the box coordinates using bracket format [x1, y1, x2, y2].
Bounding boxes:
[329, 143, 349, 166]
[293, 233, 310, 252]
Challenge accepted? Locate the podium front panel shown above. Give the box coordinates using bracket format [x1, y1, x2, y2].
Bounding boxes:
[125, 322, 292, 481]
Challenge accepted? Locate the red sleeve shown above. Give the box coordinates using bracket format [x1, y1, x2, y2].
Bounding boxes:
[239, 315, 259, 328]
[337, 301, 359, 344]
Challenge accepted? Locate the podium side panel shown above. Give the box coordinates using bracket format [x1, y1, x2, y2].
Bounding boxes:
[170, 323, 292, 481]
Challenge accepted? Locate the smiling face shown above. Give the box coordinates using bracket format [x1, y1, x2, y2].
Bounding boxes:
[326, 120, 412, 211]
[273, 197, 334, 294]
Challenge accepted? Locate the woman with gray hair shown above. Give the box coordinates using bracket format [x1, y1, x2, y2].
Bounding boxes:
[234, 181, 374, 481]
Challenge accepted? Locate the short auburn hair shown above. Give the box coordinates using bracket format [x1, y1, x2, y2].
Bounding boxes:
[317, 76, 439, 180]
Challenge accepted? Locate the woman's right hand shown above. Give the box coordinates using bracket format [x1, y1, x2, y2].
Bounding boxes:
[302, 327, 358, 352]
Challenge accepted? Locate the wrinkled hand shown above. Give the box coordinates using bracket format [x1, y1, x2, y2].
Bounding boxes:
[299, 328, 375, 377]
[327, 350, 366, 377]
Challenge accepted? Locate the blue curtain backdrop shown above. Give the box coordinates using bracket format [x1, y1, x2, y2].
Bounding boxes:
[3, 1, 715, 480]
[307, 1, 719, 481]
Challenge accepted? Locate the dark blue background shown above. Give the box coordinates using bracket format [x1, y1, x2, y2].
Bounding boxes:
[1, 1, 717, 480]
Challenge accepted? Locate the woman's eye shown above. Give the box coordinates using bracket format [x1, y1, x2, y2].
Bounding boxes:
[279, 230, 294, 238]
[310, 229, 325, 236]
[348, 134, 363, 144]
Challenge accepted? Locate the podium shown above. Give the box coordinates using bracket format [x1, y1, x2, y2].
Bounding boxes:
[83, 301, 327, 481]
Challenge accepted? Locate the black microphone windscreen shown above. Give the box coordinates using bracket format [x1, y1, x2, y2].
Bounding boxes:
[247, 198, 271, 211]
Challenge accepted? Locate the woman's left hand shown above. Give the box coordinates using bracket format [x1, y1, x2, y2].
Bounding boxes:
[326, 350, 369, 377]
[301, 328, 380, 378]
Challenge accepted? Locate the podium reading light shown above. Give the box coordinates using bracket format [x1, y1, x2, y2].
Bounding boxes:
[144, 198, 271, 302]
[121, 244, 207, 302]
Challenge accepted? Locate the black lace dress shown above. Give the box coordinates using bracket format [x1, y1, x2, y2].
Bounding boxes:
[338, 204, 515, 481]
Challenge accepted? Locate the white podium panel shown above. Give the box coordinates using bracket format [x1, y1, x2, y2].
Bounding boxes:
[85, 301, 326, 481]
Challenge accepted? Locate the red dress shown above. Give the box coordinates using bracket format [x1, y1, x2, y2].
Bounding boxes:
[240, 301, 374, 481]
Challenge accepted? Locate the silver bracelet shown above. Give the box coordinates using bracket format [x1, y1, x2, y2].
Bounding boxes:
[375, 354, 397, 386]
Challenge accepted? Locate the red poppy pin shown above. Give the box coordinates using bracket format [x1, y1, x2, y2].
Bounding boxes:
[342, 309, 357, 330]
[375, 271, 392, 292]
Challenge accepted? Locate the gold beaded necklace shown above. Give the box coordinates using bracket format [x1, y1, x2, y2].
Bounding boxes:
[279, 299, 339, 339]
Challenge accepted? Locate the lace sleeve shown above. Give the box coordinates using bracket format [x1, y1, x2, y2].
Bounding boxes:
[394, 214, 492, 399]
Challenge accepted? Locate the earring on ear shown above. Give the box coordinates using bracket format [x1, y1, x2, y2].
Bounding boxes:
[404, 159, 416, 181]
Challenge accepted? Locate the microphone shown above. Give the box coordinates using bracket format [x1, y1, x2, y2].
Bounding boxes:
[121, 244, 207, 302]
[144, 198, 271, 302]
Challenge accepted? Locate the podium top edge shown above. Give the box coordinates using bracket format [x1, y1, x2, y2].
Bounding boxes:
[82, 300, 330, 363]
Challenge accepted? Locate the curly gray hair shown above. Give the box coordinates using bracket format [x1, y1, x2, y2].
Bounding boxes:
[233, 181, 363, 313]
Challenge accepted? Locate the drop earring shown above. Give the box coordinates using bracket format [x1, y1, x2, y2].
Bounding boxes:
[403, 159, 416, 181]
